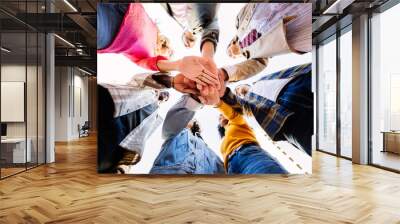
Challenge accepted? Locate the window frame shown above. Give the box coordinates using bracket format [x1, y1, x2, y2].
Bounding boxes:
[315, 23, 352, 160]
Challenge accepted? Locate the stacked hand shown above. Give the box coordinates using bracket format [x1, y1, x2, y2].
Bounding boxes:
[172, 57, 227, 106]
[173, 74, 199, 95]
[198, 69, 226, 106]
[177, 56, 220, 89]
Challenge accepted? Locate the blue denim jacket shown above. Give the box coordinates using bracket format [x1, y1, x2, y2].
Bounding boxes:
[150, 95, 224, 174]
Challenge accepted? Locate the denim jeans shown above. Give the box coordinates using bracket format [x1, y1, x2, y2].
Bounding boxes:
[227, 144, 287, 174]
[97, 3, 129, 50]
[150, 129, 225, 174]
[276, 74, 313, 156]
[280, 108, 312, 156]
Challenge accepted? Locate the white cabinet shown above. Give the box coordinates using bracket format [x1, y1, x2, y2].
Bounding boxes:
[1, 138, 31, 163]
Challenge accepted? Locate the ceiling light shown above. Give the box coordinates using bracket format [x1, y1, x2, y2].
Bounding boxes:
[323, 0, 355, 15]
[78, 67, 92, 76]
[1, 47, 11, 53]
[76, 48, 85, 55]
[63, 0, 78, 12]
[54, 34, 75, 48]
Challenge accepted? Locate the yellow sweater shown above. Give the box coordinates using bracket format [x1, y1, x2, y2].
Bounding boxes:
[217, 101, 258, 169]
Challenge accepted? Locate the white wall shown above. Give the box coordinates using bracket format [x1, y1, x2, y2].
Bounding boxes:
[71, 73, 89, 138]
[1, 65, 26, 139]
[1, 63, 46, 163]
[1, 65, 39, 138]
[55, 66, 70, 141]
[54, 67, 89, 141]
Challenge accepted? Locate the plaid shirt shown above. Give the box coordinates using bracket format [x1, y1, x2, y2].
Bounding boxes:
[99, 71, 172, 154]
[98, 83, 158, 118]
[99, 72, 171, 118]
[221, 63, 311, 140]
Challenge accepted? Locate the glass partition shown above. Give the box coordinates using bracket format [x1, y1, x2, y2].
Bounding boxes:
[339, 28, 352, 158]
[27, 0, 38, 168]
[0, 1, 46, 179]
[1, 31, 28, 177]
[38, 32, 45, 165]
[370, 3, 400, 171]
[317, 36, 337, 155]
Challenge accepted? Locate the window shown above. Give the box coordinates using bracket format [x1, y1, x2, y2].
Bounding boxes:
[370, 2, 400, 171]
[317, 36, 337, 154]
[339, 28, 352, 158]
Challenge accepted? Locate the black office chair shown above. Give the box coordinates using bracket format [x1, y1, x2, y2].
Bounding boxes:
[78, 121, 90, 138]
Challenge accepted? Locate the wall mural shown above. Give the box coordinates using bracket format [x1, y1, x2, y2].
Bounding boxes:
[97, 2, 313, 175]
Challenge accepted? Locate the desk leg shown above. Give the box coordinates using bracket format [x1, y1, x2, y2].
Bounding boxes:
[382, 133, 386, 153]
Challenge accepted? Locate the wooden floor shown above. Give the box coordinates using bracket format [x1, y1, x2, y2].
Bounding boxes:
[1, 167, 26, 178]
[1, 135, 400, 224]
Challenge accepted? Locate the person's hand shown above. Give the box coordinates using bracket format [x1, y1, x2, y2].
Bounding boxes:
[178, 56, 219, 87]
[182, 31, 196, 48]
[195, 58, 220, 93]
[198, 68, 227, 105]
[198, 86, 221, 106]
[227, 36, 242, 58]
[217, 69, 228, 96]
[172, 73, 199, 95]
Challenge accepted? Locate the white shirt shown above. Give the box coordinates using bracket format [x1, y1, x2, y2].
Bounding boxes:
[250, 78, 293, 102]
[169, 3, 192, 30]
[99, 83, 158, 118]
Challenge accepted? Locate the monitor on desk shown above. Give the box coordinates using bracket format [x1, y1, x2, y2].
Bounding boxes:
[1, 123, 7, 138]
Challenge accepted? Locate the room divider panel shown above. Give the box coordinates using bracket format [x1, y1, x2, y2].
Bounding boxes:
[0, 0, 47, 179]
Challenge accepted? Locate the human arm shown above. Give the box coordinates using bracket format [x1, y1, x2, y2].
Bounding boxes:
[244, 20, 297, 59]
[221, 58, 268, 82]
[200, 22, 219, 58]
[158, 56, 219, 87]
[156, 58, 181, 72]
[217, 101, 246, 125]
[198, 72, 294, 140]
[122, 54, 170, 71]
[197, 3, 220, 58]
[221, 87, 293, 140]
[128, 72, 172, 90]
[132, 55, 219, 87]
[98, 83, 158, 118]
[131, 72, 201, 95]
[161, 95, 202, 140]
[201, 41, 216, 59]
[128, 53, 218, 78]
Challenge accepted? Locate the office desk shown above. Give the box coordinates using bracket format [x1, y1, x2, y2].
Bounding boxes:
[382, 131, 400, 155]
[1, 138, 31, 163]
